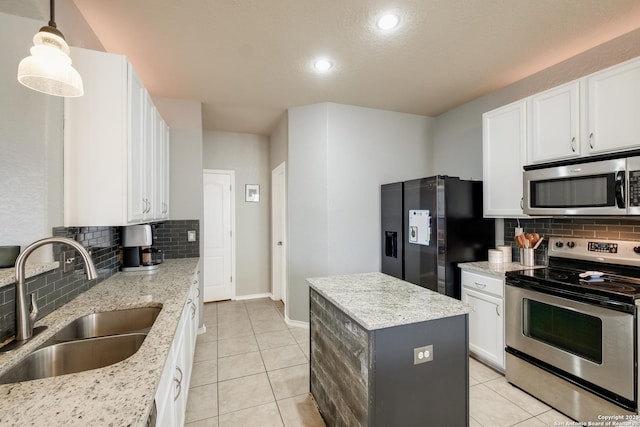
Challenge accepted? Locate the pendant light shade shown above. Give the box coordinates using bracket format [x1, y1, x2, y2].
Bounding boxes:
[17, 0, 83, 97]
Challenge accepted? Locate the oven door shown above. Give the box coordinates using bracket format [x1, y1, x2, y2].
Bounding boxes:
[505, 284, 635, 401]
[523, 157, 627, 215]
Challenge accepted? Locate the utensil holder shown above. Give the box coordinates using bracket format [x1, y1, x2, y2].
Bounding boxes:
[520, 248, 535, 267]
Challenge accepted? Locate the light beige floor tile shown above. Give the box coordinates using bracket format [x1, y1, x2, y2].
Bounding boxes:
[218, 351, 265, 381]
[252, 319, 288, 334]
[218, 402, 284, 427]
[256, 330, 297, 350]
[202, 303, 217, 319]
[197, 325, 218, 343]
[249, 310, 284, 323]
[218, 321, 254, 339]
[217, 312, 251, 324]
[218, 372, 275, 415]
[513, 417, 549, 427]
[194, 340, 218, 362]
[470, 383, 531, 427]
[261, 344, 308, 371]
[288, 327, 309, 344]
[190, 359, 218, 387]
[469, 416, 483, 427]
[485, 377, 550, 416]
[296, 338, 310, 354]
[536, 409, 575, 426]
[185, 383, 218, 423]
[469, 373, 480, 386]
[469, 356, 502, 383]
[186, 417, 219, 427]
[217, 335, 259, 358]
[267, 364, 309, 400]
[277, 394, 326, 427]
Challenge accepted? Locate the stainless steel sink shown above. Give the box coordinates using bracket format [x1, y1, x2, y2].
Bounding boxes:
[0, 333, 147, 384]
[52, 306, 161, 342]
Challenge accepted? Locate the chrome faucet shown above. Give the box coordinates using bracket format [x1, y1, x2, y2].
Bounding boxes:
[14, 237, 98, 341]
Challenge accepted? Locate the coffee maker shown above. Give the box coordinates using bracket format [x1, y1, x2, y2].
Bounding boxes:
[121, 225, 163, 272]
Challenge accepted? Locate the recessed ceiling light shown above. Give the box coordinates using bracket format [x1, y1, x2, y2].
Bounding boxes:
[313, 58, 333, 73]
[377, 13, 399, 30]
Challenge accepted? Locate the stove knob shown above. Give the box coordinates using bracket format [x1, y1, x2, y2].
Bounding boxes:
[554, 241, 564, 248]
[634, 246, 640, 254]
[567, 241, 576, 248]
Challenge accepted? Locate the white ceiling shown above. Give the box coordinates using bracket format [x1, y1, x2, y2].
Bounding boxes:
[10, 1, 640, 135]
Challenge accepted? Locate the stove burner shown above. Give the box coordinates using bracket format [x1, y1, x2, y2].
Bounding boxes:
[578, 279, 637, 293]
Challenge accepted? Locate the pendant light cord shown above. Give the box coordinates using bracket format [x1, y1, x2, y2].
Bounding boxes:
[48, 0, 57, 29]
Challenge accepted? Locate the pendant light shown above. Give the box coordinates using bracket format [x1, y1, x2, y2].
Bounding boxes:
[17, 0, 83, 97]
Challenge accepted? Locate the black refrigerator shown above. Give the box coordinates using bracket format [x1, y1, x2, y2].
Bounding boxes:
[381, 176, 494, 300]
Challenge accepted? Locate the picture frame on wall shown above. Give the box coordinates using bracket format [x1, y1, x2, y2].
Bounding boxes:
[245, 184, 260, 202]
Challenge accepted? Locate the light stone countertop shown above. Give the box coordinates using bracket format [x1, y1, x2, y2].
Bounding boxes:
[459, 261, 546, 277]
[0, 258, 199, 427]
[307, 272, 470, 331]
[0, 262, 59, 287]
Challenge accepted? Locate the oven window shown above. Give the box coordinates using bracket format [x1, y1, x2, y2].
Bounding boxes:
[524, 299, 603, 364]
[530, 174, 614, 208]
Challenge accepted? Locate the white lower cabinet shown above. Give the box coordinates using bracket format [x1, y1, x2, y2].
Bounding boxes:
[461, 270, 505, 371]
[155, 284, 200, 426]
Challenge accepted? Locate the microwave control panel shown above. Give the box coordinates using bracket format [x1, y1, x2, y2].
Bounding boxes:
[629, 170, 640, 207]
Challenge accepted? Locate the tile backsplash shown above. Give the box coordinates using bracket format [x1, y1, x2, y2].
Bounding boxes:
[0, 219, 200, 342]
[503, 217, 640, 264]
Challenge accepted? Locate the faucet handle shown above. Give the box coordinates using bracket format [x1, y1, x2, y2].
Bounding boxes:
[29, 293, 38, 326]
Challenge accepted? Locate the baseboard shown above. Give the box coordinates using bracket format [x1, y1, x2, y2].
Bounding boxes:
[285, 314, 309, 329]
[233, 292, 272, 301]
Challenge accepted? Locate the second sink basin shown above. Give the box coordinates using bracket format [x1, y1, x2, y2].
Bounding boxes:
[0, 333, 147, 384]
[53, 306, 161, 342]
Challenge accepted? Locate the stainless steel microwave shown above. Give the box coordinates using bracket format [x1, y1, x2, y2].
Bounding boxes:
[523, 155, 640, 215]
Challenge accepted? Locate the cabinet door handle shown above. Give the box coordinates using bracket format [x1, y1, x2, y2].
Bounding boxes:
[520, 198, 524, 210]
[589, 132, 594, 149]
[570, 137, 576, 152]
[474, 282, 486, 289]
[174, 366, 183, 400]
[496, 305, 501, 317]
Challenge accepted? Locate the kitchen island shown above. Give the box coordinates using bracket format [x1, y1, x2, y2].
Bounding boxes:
[0, 258, 199, 426]
[308, 272, 470, 427]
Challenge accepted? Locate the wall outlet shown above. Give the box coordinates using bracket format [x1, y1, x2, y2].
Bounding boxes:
[413, 344, 433, 365]
[515, 227, 523, 236]
[187, 230, 197, 242]
[62, 250, 76, 273]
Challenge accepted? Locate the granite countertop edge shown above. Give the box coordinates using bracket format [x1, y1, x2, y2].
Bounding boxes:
[0, 257, 199, 427]
[458, 261, 547, 276]
[307, 272, 470, 331]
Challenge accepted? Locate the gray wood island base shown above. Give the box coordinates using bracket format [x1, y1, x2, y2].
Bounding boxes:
[308, 272, 470, 427]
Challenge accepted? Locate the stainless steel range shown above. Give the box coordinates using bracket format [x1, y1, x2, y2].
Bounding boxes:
[505, 237, 638, 423]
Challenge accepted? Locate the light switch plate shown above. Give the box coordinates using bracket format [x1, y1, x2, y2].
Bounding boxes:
[413, 344, 433, 365]
[187, 230, 196, 242]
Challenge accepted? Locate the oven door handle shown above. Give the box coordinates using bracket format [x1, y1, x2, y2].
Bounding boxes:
[615, 170, 625, 209]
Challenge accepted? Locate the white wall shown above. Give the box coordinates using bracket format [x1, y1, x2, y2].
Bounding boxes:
[202, 131, 271, 297]
[287, 103, 433, 322]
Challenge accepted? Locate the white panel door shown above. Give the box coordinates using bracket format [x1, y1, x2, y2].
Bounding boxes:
[203, 171, 234, 302]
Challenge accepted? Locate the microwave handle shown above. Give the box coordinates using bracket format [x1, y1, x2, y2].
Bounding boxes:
[615, 171, 626, 208]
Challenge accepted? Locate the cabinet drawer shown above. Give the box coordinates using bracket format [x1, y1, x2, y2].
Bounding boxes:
[461, 271, 504, 298]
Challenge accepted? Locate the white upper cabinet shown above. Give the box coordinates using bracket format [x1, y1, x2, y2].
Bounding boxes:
[483, 100, 528, 218]
[529, 81, 580, 163]
[64, 47, 170, 226]
[586, 57, 640, 154]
